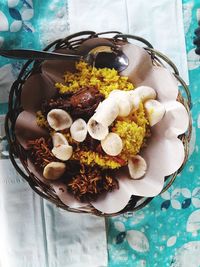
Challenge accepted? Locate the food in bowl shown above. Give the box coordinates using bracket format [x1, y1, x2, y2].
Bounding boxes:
[26, 61, 165, 202]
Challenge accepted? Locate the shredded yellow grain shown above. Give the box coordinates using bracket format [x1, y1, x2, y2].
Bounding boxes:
[122, 102, 149, 127]
[73, 150, 123, 169]
[112, 103, 149, 158]
[55, 82, 75, 94]
[55, 61, 134, 97]
[36, 111, 48, 128]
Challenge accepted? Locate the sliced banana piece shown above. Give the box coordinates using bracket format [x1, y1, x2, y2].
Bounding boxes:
[134, 86, 156, 102]
[47, 109, 72, 131]
[128, 155, 147, 179]
[43, 162, 66, 180]
[52, 132, 69, 147]
[87, 116, 109, 140]
[101, 132, 123, 156]
[52, 144, 73, 161]
[129, 86, 156, 108]
[109, 90, 132, 117]
[144, 99, 166, 126]
[128, 91, 141, 109]
[95, 98, 119, 126]
[70, 118, 87, 142]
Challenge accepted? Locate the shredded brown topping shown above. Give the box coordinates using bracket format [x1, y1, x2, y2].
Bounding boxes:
[67, 167, 119, 202]
[27, 137, 56, 168]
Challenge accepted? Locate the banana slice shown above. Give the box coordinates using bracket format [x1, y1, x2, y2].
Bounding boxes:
[129, 86, 156, 107]
[101, 132, 123, 156]
[144, 99, 166, 126]
[47, 109, 72, 131]
[135, 86, 156, 101]
[70, 118, 87, 142]
[128, 91, 141, 109]
[43, 162, 66, 180]
[128, 155, 147, 179]
[52, 132, 69, 147]
[87, 116, 109, 140]
[95, 98, 119, 126]
[52, 144, 73, 161]
[109, 90, 132, 116]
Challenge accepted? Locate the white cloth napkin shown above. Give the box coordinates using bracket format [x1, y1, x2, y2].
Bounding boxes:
[68, 0, 189, 84]
[0, 161, 107, 267]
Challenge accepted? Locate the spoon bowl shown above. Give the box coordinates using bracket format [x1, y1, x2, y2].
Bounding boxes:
[86, 46, 129, 72]
[0, 45, 129, 72]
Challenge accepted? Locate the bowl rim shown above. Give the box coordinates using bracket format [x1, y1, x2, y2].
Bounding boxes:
[5, 31, 192, 217]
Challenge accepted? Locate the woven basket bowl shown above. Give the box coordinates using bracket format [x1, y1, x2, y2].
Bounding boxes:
[5, 31, 192, 217]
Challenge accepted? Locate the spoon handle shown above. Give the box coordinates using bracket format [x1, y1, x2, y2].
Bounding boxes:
[0, 49, 81, 61]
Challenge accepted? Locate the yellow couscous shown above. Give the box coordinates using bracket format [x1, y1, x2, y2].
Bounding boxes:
[73, 150, 124, 169]
[55, 61, 134, 97]
[112, 103, 149, 159]
[36, 111, 48, 128]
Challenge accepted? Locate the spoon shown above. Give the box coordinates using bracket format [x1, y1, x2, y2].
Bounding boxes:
[0, 46, 129, 72]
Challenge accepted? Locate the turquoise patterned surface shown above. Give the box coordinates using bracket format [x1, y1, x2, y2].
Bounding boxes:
[0, 0, 200, 266]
